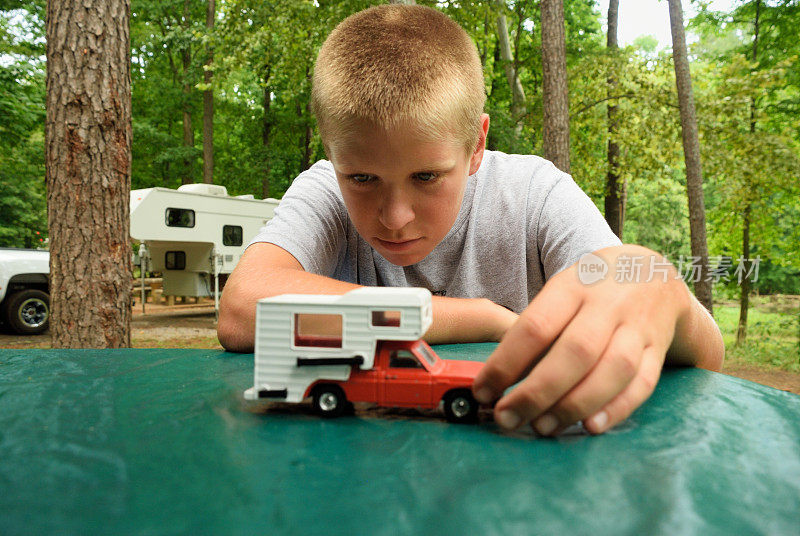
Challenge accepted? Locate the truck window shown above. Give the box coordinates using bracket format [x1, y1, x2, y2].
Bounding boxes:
[165, 208, 195, 228]
[389, 350, 422, 369]
[294, 313, 343, 348]
[371, 310, 401, 327]
[222, 225, 243, 247]
[165, 251, 186, 270]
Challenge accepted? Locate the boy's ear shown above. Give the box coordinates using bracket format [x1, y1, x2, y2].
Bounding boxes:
[469, 113, 490, 175]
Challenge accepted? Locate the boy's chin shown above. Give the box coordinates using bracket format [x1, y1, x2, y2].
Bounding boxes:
[373, 244, 431, 267]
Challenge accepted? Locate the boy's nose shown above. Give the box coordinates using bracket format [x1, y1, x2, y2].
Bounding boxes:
[378, 194, 415, 231]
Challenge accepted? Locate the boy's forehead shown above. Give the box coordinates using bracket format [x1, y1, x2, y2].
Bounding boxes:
[328, 121, 465, 171]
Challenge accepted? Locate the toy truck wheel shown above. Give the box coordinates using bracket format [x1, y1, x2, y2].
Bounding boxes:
[443, 390, 479, 424]
[312, 385, 347, 418]
[3, 290, 50, 335]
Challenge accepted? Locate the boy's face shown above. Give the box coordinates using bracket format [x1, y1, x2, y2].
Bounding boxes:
[328, 114, 489, 266]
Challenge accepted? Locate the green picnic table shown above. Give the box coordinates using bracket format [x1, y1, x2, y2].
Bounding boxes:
[1, 345, 799, 535]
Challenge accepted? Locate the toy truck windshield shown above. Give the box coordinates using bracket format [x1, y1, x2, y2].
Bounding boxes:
[414, 342, 438, 367]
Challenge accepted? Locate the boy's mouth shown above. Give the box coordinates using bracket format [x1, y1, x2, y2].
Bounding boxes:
[376, 237, 422, 252]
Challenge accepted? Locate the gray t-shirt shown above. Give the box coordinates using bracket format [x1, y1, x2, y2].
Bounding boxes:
[249, 150, 621, 313]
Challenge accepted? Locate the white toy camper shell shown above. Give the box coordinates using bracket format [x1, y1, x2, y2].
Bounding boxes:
[245, 287, 433, 403]
[130, 184, 279, 306]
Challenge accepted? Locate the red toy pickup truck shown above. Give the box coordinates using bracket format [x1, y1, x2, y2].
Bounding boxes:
[305, 339, 485, 423]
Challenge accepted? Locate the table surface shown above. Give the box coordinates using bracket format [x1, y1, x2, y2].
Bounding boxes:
[1, 345, 799, 536]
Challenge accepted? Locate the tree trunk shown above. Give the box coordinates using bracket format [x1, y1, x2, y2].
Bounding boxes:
[262, 69, 272, 199]
[541, 0, 570, 173]
[301, 99, 313, 172]
[604, 0, 625, 238]
[181, 0, 194, 185]
[737, 0, 761, 344]
[202, 0, 214, 185]
[736, 206, 751, 344]
[667, 0, 713, 314]
[496, 1, 526, 139]
[45, 0, 132, 348]
[487, 42, 500, 151]
[299, 67, 313, 172]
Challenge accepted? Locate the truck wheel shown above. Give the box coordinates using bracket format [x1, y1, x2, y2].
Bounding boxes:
[312, 385, 347, 418]
[443, 390, 479, 424]
[4, 290, 50, 335]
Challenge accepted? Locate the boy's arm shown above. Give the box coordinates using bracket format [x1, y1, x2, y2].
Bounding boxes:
[217, 243, 358, 352]
[428, 296, 519, 345]
[472, 244, 725, 436]
[217, 242, 518, 352]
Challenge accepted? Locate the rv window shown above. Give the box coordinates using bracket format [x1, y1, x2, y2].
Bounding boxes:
[222, 225, 243, 247]
[165, 251, 186, 270]
[294, 314, 343, 348]
[165, 208, 195, 228]
[389, 350, 422, 369]
[371, 310, 401, 327]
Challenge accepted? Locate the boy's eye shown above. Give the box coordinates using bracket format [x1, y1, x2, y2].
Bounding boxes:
[349, 174, 374, 184]
[414, 172, 439, 182]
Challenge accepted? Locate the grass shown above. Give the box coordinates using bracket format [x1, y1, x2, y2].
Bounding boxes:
[714, 295, 800, 373]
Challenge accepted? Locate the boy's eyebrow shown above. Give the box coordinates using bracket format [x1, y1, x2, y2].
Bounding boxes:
[413, 160, 457, 172]
[335, 160, 457, 176]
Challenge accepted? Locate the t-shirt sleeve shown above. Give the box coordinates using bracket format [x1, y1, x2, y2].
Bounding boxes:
[532, 169, 622, 280]
[247, 161, 347, 276]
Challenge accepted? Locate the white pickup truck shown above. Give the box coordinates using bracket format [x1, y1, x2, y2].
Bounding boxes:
[0, 248, 50, 335]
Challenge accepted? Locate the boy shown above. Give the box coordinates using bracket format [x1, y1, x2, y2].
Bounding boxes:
[218, 5, 724, 436]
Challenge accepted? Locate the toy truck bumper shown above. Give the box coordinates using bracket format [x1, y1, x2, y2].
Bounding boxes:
[244, 386, 288, 400]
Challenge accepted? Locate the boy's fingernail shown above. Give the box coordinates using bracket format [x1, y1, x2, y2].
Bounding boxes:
[475, 387, 494, 404]
[589, 411, 608, 431]
[534, 413, 559, 436]
[496, 409, 521, 430]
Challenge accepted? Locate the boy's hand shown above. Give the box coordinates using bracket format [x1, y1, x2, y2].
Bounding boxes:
[472, 245, 722, 436]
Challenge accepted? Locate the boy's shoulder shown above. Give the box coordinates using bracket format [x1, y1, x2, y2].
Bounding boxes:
[478, 150, 570, 201]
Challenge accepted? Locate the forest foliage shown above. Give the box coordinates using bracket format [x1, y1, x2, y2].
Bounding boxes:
[1, 0, 798, 292]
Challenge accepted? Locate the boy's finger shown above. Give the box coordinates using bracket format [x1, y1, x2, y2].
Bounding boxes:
[490, 305, 617, 431]
[540, 325, 644, 435]
[583, 344, 665, 435]
[472, 274, 582, 404]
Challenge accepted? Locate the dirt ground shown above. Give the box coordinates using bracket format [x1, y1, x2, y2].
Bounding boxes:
[1, 299, 798, 396]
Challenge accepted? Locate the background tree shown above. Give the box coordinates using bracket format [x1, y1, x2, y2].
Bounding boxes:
[0, 0, 47, 248]
[202, 0, 214, 184]
[45, 0, 132, 347]
[604, 0, 624, 237]
[495, 0, 527, 140]
[693, 0, 800, 341]
[541, 0, 571, 173]
[668, 0, 713, 313]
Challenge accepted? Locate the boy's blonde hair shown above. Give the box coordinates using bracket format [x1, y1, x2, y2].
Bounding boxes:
[312, 4, 486, 154]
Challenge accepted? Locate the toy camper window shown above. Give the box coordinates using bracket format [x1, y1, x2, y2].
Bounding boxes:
[371, 310, 401, 328]
[294, 314, 343, 348]
[389, 350, 422, 369]
[222, 225, 243, 247]
[165, 208, 195, 228]
[165, 251, 186, 270]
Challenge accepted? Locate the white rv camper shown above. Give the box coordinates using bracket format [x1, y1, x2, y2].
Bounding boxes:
[245, 287, 433, 403]
[130, 184, 280, 310]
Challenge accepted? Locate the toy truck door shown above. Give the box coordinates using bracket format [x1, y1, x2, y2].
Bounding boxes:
[381, 345, 433, 407]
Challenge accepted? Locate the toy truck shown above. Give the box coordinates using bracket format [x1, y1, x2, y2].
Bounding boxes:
[244, 287, 485, 423]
